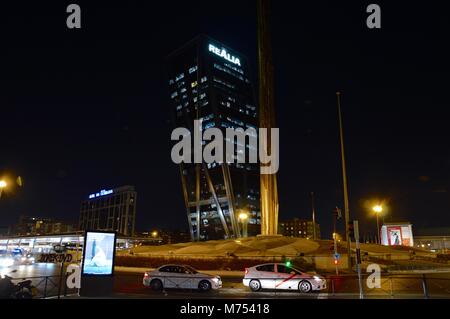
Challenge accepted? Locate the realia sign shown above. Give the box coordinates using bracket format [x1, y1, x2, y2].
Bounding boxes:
[208, 44, 241, 66]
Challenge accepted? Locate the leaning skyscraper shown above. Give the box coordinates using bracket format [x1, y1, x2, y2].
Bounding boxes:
[166, 35, 260, 241]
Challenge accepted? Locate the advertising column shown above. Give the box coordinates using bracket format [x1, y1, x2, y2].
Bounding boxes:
[80, 231, 117, 297]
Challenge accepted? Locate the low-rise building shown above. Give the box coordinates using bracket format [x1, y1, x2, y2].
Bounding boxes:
[11, 216, 77, 236]
[279, 218, 320, 239]
[414, 228, 450, 253]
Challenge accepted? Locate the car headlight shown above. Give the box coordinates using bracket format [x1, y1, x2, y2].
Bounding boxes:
[212, 277, 220, 283]
[313, 276, 322, 281]
[21, 257, 27, 261]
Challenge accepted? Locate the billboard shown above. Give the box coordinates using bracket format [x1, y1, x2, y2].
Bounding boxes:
[381, 224, 414, 247]
[82, 231, 116, 276]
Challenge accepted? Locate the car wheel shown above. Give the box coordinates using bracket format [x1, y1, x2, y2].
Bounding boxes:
[198, 280, 212, 292]
[150, 279, 163, 291]
[298, 280, 312, 293]
[249, 279, 261, 292]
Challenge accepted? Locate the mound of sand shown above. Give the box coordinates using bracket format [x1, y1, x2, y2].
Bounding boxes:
[129, 236, 321, 257]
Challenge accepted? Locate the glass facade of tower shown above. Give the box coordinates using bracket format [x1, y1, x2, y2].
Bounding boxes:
[167, 35, 260, 241]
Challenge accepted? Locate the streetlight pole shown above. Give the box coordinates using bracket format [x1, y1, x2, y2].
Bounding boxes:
[238, 212, 249, 238]
[376, 213, 380, 244]
[336, 92, 352, 272]
[310, 192, 317, 240]
[373, 205, 383, 244]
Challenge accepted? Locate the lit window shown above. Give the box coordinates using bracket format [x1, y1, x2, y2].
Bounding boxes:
[191, 81, 198, 88]
[189, 66, 198, 74]
[175, 73, 184, 82]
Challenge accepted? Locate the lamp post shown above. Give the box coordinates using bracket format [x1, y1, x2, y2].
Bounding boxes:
[0, 180, 7, 199]
[238, 212, 249, 238]
[373, 205, 383, 244]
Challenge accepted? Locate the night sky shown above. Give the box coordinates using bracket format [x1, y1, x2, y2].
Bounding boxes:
[1, 1, 449, 238]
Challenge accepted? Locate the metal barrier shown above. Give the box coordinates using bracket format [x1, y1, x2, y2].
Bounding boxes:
[10, 274, 79, 299]
[6, 271, 450, 299]
[324, 273, 450, 298]
[117, 272, 450, 299]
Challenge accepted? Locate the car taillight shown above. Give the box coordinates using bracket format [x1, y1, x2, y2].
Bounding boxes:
[244, 268, 249, 275]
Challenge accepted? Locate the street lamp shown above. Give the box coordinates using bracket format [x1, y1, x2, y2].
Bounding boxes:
[373, 205, 383, 244]
[0, 180, 7, 199]
[151, 231, 158, 238]
[238, 212, 249, 238]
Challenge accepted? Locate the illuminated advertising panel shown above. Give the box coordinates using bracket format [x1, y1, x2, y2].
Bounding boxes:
[82, 231, 116, 276]
[381, 223, 414, 247]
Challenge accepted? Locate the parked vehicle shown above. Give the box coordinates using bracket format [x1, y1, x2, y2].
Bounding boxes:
[243, 263, 327, 293]
[0, 270, 35, 299]
[143, 264, 222, 292]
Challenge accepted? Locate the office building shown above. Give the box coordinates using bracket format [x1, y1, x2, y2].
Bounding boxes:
[167, 35, 260, 240]
[79, 186, 136, 236]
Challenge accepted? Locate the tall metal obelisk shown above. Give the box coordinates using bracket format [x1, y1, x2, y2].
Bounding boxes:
[257, 0, 279, 236]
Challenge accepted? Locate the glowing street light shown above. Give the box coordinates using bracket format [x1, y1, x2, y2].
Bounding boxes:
[151, 231, 158, 238]
[0, 180, 7, 199]
[238, 212, 248, 221]
[373, 205, 383, 213]
[373, 205, 383, 244]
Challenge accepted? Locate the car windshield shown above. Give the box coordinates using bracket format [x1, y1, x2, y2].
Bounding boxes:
[184, 266, 198, 274]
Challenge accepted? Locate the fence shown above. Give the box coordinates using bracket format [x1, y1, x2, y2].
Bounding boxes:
[7, 270, 450, 299]
[10, 274, 79, 299]
[113, 271, 450, 299]
[325, 273, 450, 298]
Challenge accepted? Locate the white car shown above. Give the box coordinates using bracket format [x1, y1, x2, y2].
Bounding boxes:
[143, 264, 222, 292]
[243, 263, 327, 293]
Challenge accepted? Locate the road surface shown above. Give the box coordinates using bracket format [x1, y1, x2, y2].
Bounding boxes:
[3, 263, 450, 299]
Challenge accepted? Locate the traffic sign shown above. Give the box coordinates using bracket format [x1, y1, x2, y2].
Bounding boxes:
[334, 253, 340, 260]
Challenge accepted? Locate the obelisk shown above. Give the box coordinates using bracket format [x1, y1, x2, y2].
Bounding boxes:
[257, 0, 279, 236]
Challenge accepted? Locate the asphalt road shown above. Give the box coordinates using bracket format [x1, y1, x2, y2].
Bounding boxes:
[112, 272, 450, 299]
[3, 263, 450, 299]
